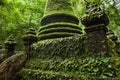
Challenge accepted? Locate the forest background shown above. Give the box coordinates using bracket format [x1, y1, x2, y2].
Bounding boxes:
[0, 0, 120, 50]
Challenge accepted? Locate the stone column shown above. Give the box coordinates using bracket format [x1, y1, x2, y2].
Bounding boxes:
[38, 0, 82, 40]
[81, 2, 109, 56]
[22, 28, 38, 60]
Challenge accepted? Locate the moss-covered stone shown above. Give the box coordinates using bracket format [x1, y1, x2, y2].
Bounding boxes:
[18, 69, 82, 80]
[41, 13, 79, 26]
[39, 22, 81, 31]
[18, 56, 120, 80]
[34, 35, 85, 57]
[22, 28, 38, 60]
[81, 2, 109, 27]
[39, 22, 82, 40]
[44, 0, 75, 16]
[39, 27, 81, 35]
[81, 2, 109, 56]
[38, 0, 82, 40]
[17, 34, 120, 80]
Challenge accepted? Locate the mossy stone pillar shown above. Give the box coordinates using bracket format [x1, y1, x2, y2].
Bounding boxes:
[22, 28, 38, 59]
[38, 0, 82, 40]
[4, 35, 16, 57]
[81, 3, 109, 56]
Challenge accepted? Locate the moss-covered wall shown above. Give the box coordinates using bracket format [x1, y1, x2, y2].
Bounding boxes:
[16, 1, 120, 80]
[17, 35, 120, 80]
[18, 54, 120, 80]
[33, 35, 85, 58]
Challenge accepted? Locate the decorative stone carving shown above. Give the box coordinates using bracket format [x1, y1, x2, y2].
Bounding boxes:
[81, 2, 109, 27]
[81, 2, 109, 56]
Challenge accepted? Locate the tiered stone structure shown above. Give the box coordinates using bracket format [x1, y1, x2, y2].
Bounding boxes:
[22, 28, 38, 59]
[81, 2, 109, 56]
[38, 0, 82, 40]
[4, 35, 16, 57]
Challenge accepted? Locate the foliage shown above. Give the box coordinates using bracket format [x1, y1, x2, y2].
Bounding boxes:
[18, 35, 120, 79]
[33, 35, 85, 57]
[0, 0, 45, 50]
[18, 56, 120, 80]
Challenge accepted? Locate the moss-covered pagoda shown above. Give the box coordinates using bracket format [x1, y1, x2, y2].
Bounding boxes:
[38, 0, 82, 40]
[0, 0, 120, 80]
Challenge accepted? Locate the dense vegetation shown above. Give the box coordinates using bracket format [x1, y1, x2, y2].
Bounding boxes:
[18, 56, 120, 79]
[0, 0, 120, 80]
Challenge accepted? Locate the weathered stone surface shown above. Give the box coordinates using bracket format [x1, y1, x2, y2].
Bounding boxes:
[81, 2, 109, 27]
[44, 0, 74, 16]
[85, 24, 108, 56]
[81, 2, 109, 56]
[0, 52, 27, 80]
[23, 28, 38, 60]
[34, 35, 85, 58]
[38, 0, 82, 40]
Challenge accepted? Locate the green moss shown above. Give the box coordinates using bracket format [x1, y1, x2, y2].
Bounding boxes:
[18, 68, 82, 80]
[18, 56, 120, 80]
[107, 37, 118, 56]
[17, 35, 120, 80]
[39, 32, 81, 40]
[39, 27, 82, 35]
[19, 51, 26, 56]
[36, 35, 85, 57]
[44, 0, 75, 16]
[39, 22, 81, 31]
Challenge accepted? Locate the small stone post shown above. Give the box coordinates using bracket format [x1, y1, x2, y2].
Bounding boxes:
[81, 2, 109, 56]
[4, 35, 17, 57]
[22, 28, 38, 59]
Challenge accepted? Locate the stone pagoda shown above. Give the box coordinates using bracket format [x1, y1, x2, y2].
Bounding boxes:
[38, 0, 82, 40]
